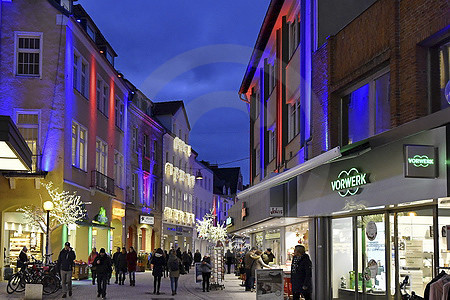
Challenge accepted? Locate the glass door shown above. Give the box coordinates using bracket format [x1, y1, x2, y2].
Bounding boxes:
[357, 214, 387, 299]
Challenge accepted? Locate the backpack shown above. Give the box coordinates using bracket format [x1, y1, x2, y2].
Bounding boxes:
[169, 258, 179, 271]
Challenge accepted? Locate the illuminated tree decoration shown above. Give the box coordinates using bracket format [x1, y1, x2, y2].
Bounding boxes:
[18, 181, 87, 235]
[195, 213, 227, 243]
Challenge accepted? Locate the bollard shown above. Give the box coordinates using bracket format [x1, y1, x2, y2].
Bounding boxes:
[24, 283, 43, 300]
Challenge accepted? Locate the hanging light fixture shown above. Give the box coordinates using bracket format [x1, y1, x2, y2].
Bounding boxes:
[195, 170, 203, 180]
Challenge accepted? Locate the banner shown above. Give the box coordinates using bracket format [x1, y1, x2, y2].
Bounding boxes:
[195, 263, 202, 283]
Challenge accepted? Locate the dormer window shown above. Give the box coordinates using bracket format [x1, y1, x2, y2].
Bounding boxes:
[223, 185, 226, 195]
[60, 0, 72, 12]
[105, 50, 114, 66]
[86, 25, 95, 41]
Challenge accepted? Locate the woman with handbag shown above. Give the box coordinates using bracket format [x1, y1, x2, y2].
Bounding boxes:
[88, 247, 98, 285]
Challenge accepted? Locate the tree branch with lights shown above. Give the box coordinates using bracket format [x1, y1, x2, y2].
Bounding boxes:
[17, 182, 87, 235]
[195, 213, 227, 244]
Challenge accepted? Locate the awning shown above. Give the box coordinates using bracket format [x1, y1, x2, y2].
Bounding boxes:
[0, 116, 32, 171]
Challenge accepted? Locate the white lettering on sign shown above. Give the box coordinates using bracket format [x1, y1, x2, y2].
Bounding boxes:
[139, 215, 154, 225]
[269, 207, 283, 217]
[330, 168, 369, 197]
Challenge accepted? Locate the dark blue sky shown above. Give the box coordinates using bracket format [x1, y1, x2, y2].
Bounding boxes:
[77, 0, 270, 184]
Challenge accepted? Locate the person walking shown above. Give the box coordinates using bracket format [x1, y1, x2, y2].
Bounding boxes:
[164, 250, 169, 278]
[117, 247, 127, 285]
[112, 247, 121, 284]
[176, 247, 182, 260]
[249, 250, 271, 292]
[126, 246, 137, 286]
[94, 248, 112, 300]
[167, 249, 181, 296]
[194, 249, 201, 264]
[17, 246, 28, 271]
[200, 256, 212, 292]
[187, 250, 193, 266]
[88, 247, 98, 285]
[57, 242, 76, 298]
[225, 249, 234, 274]
[182, 251, 192, 273]
[243, 247, 256, 291]
[150, 248, 165, 295]
[291, 245, 312, 300]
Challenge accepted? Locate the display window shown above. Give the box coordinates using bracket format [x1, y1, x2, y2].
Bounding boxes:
[285, 222, 309, 262]
[332, 217, 354, 299]
[4, 224, 43, 267]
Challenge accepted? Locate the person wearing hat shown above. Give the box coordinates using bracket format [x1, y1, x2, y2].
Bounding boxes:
[94, 248, 112, 299]
[57, 242, 76, 298]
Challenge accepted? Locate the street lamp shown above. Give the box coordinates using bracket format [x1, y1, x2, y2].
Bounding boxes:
[43, 200, 54, 264]
[195, 170, 203, 180]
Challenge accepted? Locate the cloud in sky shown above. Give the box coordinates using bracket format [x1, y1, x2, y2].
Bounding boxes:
[77, 0, 270, 183]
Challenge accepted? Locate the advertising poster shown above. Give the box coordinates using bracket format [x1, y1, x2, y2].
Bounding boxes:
[195, 263, 202, 283]
[255, 269, 284, 300]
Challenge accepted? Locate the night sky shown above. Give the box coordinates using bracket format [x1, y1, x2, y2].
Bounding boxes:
[77, 0, 271, 184]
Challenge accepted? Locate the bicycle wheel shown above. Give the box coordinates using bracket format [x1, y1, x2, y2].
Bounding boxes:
[7, 273, 24, 294]
[42, 274, 57, 295]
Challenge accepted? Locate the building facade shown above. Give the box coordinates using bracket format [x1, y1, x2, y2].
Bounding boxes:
[230, 0, 449, 299]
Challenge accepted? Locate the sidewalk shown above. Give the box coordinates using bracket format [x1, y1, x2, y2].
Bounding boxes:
[0, 271, 253, 299]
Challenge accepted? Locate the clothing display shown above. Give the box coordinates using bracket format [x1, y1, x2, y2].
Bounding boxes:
[424, 271, 450, 300]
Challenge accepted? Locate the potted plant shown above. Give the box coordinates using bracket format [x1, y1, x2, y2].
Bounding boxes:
[136, 254, 146, 272]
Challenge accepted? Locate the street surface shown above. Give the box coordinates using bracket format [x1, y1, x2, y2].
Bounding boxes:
[0, 271, 250, 300]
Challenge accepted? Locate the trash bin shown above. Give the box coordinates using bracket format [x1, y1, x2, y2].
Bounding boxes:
[3, 267, 13, 280]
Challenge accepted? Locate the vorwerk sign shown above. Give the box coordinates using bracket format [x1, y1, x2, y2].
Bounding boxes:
[408, 155, 434, 167]
[404, 145, 438, 178]
[331, 168, 369, 197]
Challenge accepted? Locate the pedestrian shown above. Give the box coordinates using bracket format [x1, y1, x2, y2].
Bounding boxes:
[150, 248, 165, 295]
[164, 250, 169, 278]
[168, 249, 181, 296]
[182, 251, 192, 273]
[188, 250, 193, 266]
[200, 256, 212, 292]
[94, 248, 112, 300]
[262, 248, 275, 265]
[243, 247, 256, 291]
[194, 249, 201, 263]
[57, 242, 76, 298]
[291, 245, 312, 300]
[250, 250, 271, 291]
[112, 247, 121, 284]
[88, 247, 98, 285]
[17, 246, 28, 271]
[126, 246, 137, 286]
[117, 247, 127, 285]
[176, 247, 182, 259]
[225, 249, 234, 274]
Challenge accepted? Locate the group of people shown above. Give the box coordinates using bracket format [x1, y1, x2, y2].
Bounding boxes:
[242, 245, 312, 300]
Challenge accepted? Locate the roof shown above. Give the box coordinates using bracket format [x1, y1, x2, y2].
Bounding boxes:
[153, 100, 191, 131]
[239, 0, 284, 94]
[211, 167, 242, 195]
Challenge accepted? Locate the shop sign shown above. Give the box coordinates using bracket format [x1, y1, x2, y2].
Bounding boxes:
[265, 232, 281, 240]
[93, 207, 108, 225]
[139, 215, 154, 225]
[269, 207, 283, 217]
[331, 168, 369, 197]
[226, 217, 234, 227]
[112, 208, 125, 218]
[404, 145, 438, 178]
[166, 225, 192, 236]
[241, 202, 248, 221]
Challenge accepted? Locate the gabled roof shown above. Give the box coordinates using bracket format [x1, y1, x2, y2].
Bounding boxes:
[153, 100, 191, 130]
[211, 167, 242, 195]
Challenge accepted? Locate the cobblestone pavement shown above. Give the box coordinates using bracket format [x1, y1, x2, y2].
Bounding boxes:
[0, 271, 252, 300]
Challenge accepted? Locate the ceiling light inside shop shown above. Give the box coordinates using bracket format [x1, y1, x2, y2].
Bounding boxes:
[0, 141, 30, 171]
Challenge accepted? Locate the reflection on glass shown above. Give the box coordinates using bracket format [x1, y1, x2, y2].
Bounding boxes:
[332, 218, 353, 299]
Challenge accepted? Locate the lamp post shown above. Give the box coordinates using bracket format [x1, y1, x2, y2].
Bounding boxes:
[43, 200, 54, 264]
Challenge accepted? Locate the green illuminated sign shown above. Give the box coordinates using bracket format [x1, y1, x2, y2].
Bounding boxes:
[331, 168, 369, 197]
[407, 155, 434, 167]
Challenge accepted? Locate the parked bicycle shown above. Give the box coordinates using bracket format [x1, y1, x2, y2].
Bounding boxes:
[400, 275, 424, 300]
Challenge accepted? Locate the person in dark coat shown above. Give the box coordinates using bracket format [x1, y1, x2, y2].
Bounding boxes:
[291, 245, 312, 300]
[200, 256, 212, 292]
[194, 250, 201, 263]
[112, 247, 121, 284]
[94, 248, 112, 300]
[17, 246, 28, 271]
[176, 247, 182, 260]
[126, 246, 137, 286]
[225, 249, 234, 274]
[150, 248, 165, 294]
[182, 251, 192, 273]
[188, 250, 193, 265]
[57, 242, 76, 298]
[117, 247, 127, 285]
[168, 250, 181, 296]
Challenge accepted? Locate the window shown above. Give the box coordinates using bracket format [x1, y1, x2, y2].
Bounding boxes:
[171, 188, 176, 208]
[255, 89, 260, 118]
[73, 52, 89, 98]
[95, 138, 108, 175]
[164, 185, 170, 208]
[86, 25, 96, 41]
[132, 127, 138, 152]
[289, 16, 300, 59]
[269, 127, 276, 162]
[96, 77, 109, 117]
[71, 121, 87, 170]
[151, 181, 157, 207]
[341, 71, 390, 145]
[15, 32, 42, 77]
[115, 97, 124, 130]
[142, 175, 149, 205]
[114, 151, 124, 188]
[131, 173, 138, 204]
[16, 111, 40, 170]
[143, 134, 149, 158]
[255, 145, 260, 176]
[430, 42, 450, 112]
[151, 140, 157, 161]
[105, 50, 114, 66]
[268, 61, 276, 93]
[288, 99, 301, 142]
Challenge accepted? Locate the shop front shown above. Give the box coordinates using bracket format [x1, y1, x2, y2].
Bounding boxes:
[295, 120, 449, 299]
[162, 223, 193, 252]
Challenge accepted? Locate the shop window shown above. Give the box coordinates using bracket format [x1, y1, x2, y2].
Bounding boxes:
[332, 217, 354, 299]
[15, 32, 42, 77]
[340, 71, 390, 145]
[430, 42, 450, 112]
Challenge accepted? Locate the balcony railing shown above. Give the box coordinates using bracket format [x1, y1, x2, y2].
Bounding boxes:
[91, 170, 115, 195]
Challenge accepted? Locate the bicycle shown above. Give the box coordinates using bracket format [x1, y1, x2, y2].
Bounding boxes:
[400, 275, 424, 300]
